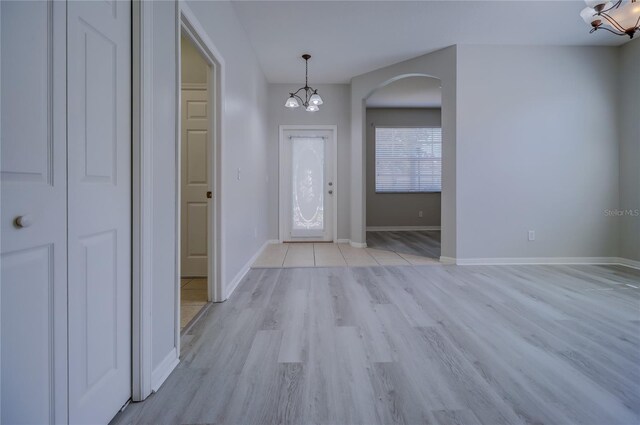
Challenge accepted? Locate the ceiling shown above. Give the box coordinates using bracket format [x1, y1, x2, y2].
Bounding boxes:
[366, 76, 441, 108]
[231, 1, 629, 84]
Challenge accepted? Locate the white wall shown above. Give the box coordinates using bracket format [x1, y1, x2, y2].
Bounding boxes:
[618, 39, 640, 262]
[150, 0, 178, 379]
[366, 108, 442, 227]
[147, 0, 270, 387]
[456, 45, 620, 259]
[267, 84, 351, 240]
[184, 0, 270, 294]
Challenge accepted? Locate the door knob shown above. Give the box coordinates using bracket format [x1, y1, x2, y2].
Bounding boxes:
[14, 215, 33, 228]
[328, 182, 333, 186]
[328, 190, 333, 195]
[206, 191, 212, 199]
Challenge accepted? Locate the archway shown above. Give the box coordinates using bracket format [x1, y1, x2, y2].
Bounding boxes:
[364, 75, 443, 260]
[349, 46, 457, 261]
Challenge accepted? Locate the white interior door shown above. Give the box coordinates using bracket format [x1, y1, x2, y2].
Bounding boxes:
[66, 1, 132, 423]
[280, 128, 335, 242]
[181, 88, 210, 277]
[1, 2, 68, 423]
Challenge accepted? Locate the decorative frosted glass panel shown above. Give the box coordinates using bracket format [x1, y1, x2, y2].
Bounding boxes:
[291, 137, 324, 236]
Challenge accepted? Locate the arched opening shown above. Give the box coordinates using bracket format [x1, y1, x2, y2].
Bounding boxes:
[363, 75, 443, 261]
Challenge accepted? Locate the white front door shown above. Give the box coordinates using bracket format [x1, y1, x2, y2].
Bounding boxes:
[1, 2, 68, 423]
[280, 128, 335, 242]
[66, 1, 132, 423]
[181, 88, 210, 277]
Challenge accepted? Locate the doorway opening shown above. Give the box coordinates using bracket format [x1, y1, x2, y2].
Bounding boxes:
[179, 33, 211, 330]
[364, 76, 443, 261]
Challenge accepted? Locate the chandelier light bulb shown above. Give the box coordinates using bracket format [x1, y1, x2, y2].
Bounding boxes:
[306, 104, 319, 112]
[580, 6, 600, 24]
[309, 92, 323, 106]
[285, 96, 300, 108]
[609, 1, 640, 30]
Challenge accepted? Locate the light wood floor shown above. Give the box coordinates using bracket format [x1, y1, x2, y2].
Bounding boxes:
[113, 264, 640, 425]
[367, 230, 441, 259]
[180, 278, 208, 330]
[252, 242, 439, 268]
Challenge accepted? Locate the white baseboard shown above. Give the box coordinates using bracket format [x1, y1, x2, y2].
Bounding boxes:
[446, 256, 639, 269]
[366, 226, 441, 232]
[225, 239, 273, 300]
[350, 240, 368, 248]
[151, 348, 179, 393]
[614, 257, 640, 270]
[439, 256, 456, 265]
[455, 257, 615, 266]
[336, 238, 350, 244]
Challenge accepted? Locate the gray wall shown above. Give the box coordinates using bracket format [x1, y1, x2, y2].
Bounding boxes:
[618, 38, 640, 262]
[366, 108, 441, 227]
[456, 45, 620, 259]
[267, 83, 351, 240]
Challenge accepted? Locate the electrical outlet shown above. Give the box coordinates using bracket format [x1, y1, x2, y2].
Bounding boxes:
[418, 210, 423, 218]
[528, 230, 535, 241]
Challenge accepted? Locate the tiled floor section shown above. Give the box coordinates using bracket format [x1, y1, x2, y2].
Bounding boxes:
[180, 278, 208, 330]
[252, 243, 440, 268]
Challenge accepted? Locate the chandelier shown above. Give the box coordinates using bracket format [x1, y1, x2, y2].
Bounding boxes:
[284, 54, 323, 112]
[580, 0, 640, 38]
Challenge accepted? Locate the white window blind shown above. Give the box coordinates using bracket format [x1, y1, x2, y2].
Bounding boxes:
[375, 127, 442, 193]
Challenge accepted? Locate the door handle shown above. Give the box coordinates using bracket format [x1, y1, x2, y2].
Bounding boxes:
[328, 190, 333, 195]
[14, 215, 33, 228]
[206, 191, 213, 199]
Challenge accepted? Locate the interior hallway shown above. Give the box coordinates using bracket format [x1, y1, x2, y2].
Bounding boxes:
[112, 264, 640, 425]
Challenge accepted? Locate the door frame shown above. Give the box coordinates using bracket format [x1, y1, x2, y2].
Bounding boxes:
[131, 0, 225, 401]
[178, 0, 224, 303]
[278, 125, 338, 243]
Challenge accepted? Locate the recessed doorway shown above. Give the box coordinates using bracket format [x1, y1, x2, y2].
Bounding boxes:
[179, 32, 213, 330]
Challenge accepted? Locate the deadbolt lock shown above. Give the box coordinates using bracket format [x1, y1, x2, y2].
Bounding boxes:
[206, 191, 213, 199]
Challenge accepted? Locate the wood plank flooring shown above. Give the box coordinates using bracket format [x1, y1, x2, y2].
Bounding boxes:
[366, 230, 441, 259]
[112, 264, 640, 425]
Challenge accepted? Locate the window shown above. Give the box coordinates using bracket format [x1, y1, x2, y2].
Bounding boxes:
[375, 127, 442, 193]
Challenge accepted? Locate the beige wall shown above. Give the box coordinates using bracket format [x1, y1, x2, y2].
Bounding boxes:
[366, 108, 441, 228]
